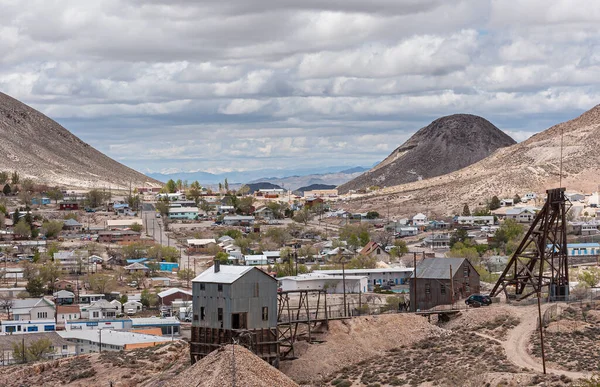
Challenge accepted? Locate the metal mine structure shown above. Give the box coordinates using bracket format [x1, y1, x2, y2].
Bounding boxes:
[490, 188, 570, 301]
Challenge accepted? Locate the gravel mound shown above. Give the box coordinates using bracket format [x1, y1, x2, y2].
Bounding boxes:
[169, 345, 298, 387]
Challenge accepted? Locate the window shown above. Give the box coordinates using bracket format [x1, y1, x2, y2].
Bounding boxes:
[6, 326, 15, 333]
[193, 314, 199, 321]
[217, 308, 223, 321]
[463, 265, 469, 277]
[44, 325, 55, 331]
[218, 284, 223, 292]
[17, 326, 21, 331]
[92, 311, 99, 318]
[254, 283, 259, 297]
[262, 307, 268, 321]
[28, 326, 39, 332]
[425, 283, 431, 294]
[62, 345, 68, 350]
[200, 283, 205, 291]
[200, 307, 205, 320]
[440, 283, 446, 295]
[37, 312, 48, 319]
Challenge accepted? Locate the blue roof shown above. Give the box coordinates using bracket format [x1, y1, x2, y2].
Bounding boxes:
[567, 243, 600, 248]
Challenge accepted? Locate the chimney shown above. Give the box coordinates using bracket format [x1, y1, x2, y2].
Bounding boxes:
[214, 259, 220, 273]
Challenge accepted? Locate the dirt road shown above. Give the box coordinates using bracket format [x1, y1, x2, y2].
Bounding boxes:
[502, 304, 588, 380]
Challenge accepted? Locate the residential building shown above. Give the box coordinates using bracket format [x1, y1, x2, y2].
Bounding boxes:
[12, 298, 55, 321]
[505, 208, 536, 223]
[222, 215, 255, 226]
[65, 319, 132, 331]
[168, 207, 199, 220]
[156, 192, 186, 201]
[32, 197, 51, 205]
[123, 300, 143, 315]
[455, 216, 495, 226]
[105, 219, 143, 230]
[187, 239, 217, 254]
[500, 199, 514, 207]
[59, 202, 79, 211]
[412, 213, 428, 226]
[59, 329, 172, 354]
[78, 294, 105, 304]
[570, 222, 599, 236]
[97, 230, 141, 244]
[57, 305, 81, 321]
[54, 279, 75, 291]
[53, 250, 83, 273]
[63, 218, 84, 234]
[243, 254, 268, 265]
[150, 277, 172, 287]
[158, 288, 192, 307]
[422, 233, 451, 248]
[566, 243, 600, 257]
[85, 299, 119, 320]
[0, 332, 76, 364]
[397, 227, 419, 237]
[1, 320, 56, 334]
[53, 290, 75, 305]
[410, 257, 480, 310]
[254, 206, 275, 220]
[124, 262, 150, 274]
[359, 241, 391, 262]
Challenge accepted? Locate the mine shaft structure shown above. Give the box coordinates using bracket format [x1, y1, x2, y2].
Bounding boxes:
[490, 188, 570, 301]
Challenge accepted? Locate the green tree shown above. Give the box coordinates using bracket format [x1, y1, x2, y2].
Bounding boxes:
[224, 178, 229, 192]
[513, 194, 521, 204]
[266, 227, 291, 247]
[222, 229, 242, 240]
[122, 242, 148, 259]
[147, 245, 179, 262]
[293, 207, 312, 225]
[40, 261, 61, 292]
[13, 337, 53, 363]
[187, 181, 202, 203]
[348, 254, 377, 269]
[491, 219, 524, 254]
[155, 200, 169, 218]
[234, 237, 251, 254]
[389, 240, 409, 259]
[178, 268, 196, 282]
[215, 251, 230, 264]
[46, 187, 63, 204]
[141, 289, 159, 308]
[238, 185, 250, 196]
[14, 219, 32, 239]
[130, 222, 143, 233]
[0, 171, 8, 184]
[87, 273, 117, 294]
[267, 202, 287, 219]
[365, 211, 380, 219]
[489, 196, 501, 210]
[11, 171, 19, 185]
[2, 184, 10, 196]
[578, 267, 600, 288]
[462, 204, 471, 216]
[449, 228, 470, 248]
[26, 277, 45, 297]
[237, 196, 254, 214]
[85, 189, 107, 208]
[165, 179, 177, 193]
[176, 179, 183, 191]
[41, 220, 64, 239]
[473, 207, 492, 216]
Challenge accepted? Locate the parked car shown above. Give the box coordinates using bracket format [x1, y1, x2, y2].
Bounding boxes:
[465, 294, 492, 307]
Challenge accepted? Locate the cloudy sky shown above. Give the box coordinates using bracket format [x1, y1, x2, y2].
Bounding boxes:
[2, 0, 600, 175]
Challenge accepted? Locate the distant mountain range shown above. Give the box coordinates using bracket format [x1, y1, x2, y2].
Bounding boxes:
[147, 166, 370, 189]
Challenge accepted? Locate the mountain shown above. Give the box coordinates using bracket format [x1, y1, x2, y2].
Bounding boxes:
[0, 92, 160, 189]
[343, 105, 600, 216]
[338, 114, 516, 193]
[294, 184, 337, 196]
[149, 165, 369, 188]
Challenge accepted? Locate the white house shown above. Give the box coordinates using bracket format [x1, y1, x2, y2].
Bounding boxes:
[505, 208, 536, 223]
[222, 215, 255, 226]
[243, 254, 268, 266]
[500, 198, 514, 207]
[456, 216, 495, 226]
[278, 273, 368, 294]
[123, 300, 144, 315]
[83, 299, 119, 320]
[314, 267, 414, 290]
[255, 207, 275, 220]
[412, 213, 428, 226]
[397, 227, 419, 237]
[12, 298, 56, 321]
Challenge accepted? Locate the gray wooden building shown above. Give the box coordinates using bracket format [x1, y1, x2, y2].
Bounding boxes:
[410, 257, 480, 311]
[190, 261, 279, 365]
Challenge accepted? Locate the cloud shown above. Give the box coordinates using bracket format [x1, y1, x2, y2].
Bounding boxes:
[1, 0, 600, 175]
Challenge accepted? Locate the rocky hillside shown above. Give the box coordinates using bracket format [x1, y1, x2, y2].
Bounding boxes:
[338, 114, 516, 193]
[343, 105, 600, 216]
[0, 92, 160, 189]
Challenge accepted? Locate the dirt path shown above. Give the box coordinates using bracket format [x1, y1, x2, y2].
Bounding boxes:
[502, 304, 588, 380]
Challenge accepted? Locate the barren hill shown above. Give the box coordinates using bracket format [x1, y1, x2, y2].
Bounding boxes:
[0, 92, 160, 189]
[338, 114, 516, 193]
[343, 105, 600, 216]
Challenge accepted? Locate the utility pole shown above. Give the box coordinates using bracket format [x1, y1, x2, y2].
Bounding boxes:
[98, 329, 102, 353]
[341, 257, 347, 317]
[412, 252, 417, 312]
[450, 265, 454, 307]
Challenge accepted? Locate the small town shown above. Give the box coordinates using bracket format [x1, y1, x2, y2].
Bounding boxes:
[3, 2, 600, 386]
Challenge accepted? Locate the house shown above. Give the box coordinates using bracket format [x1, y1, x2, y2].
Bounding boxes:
[59, 202, 79, 211]
[566, 243, 600, 257]
[243, 254, 268, 266]
[57, 305, 81, 321]
[158, 288, 193, 307]
[97, 230, 141, 244]
[567, 193, 585, 202]
[54, 279, 75, 291]
[505, 208, 536, 223]
[59, 329, 172, 353]
[168, 207, 199, 220]
[422, 233, 451, 249]
[53, 290, 75, 305]
[32, 197, 51, 206]
[150, 277, 172, 287]
[571, 222, 599, 236]
[410, 257, 480, 310]
[222, 215, 255, 226]
[0, 332, 76, 364]
[523, 193, 537, 201]
[304, 197, 324, 209]
[217, 235, 235, 246]
[359, 241, 391, 262]
[256, 188, 285, 197]
[190, 262, 278, 364]
[429, 220, 450, 229]
[123, 300, 144, 315]
[325, 246, 354, 259]
[65, 319, 132, 331]
[263, 251, 281, 264]
[187, 239, 217, 254]
[216, 205, 236, 214]
[412, 213, 428, 226]
[86, 299, 119, 320]
[254, 206, 275, 220]
[278, 273, 368, 294]
[78, 294, 105, 304]
[0, 320, 56, 334]
[53, 251, 82, 273]
[124, 262, 150, 274]
[156, 192, 186, 201]
[455, 216, 495, 226]
[12, 298, 56, 321]
[500, 198, 514, 207]
[110, 299, 122, 313]
[105, 219, 143, 230]
[63, 218, 84, 234]
[169, 200, 198, 208]
[397, 227, 419, 237]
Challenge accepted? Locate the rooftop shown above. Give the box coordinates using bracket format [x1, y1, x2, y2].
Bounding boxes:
[129, 316, 181, 326]
[412, 257, 469, 279]
[157, 288, 192, 298]
[58, 329, 172, 346]
[192, 265, 255, 284]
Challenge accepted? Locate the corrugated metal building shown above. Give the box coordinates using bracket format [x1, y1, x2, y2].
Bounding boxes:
[190, 262, 279, 365]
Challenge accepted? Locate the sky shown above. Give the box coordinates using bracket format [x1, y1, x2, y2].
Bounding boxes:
[2, 0, 600, 175]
